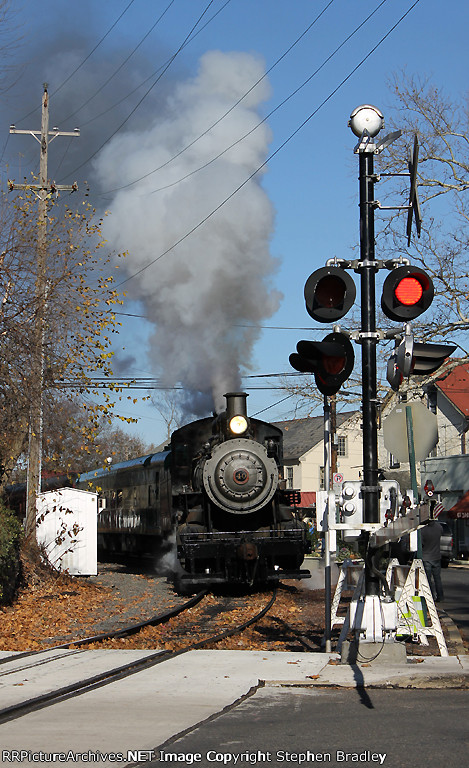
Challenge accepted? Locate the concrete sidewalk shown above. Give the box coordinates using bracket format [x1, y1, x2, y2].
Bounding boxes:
[1, 648, 468, 766]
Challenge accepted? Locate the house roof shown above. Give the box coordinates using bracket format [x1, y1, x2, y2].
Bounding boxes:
[435, 361, 469, 418]
[273, 411, 359, 463]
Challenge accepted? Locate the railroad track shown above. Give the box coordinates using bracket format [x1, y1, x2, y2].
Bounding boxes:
[0, 588, 208, 668]
[0, 588, 277, 725]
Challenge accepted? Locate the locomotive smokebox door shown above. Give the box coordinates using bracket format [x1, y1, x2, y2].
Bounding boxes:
[203, 438, 278, 514]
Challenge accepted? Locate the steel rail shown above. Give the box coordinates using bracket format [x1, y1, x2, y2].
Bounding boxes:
[0, 589, 277, 725]
[0, 589, 208, 670]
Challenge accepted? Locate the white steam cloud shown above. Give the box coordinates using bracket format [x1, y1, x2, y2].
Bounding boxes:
[94, 51, 281, 415]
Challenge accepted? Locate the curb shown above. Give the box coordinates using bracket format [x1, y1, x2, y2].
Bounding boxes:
[269, 676, 469, 690]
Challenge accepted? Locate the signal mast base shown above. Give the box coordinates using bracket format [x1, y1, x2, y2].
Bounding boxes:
[341, 636, 407, 665]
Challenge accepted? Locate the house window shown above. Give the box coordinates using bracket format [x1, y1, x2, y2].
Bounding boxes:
[286, 467, 294, 489]
[337, 436, 347, 457]
[389, 453, 400, 469]
[319, 466, 325, 490]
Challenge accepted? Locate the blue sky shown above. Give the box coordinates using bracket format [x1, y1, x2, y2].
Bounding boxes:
[1, 0, 466, 448]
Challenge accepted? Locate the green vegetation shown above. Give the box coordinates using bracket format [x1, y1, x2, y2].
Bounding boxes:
[0, 502, 22, 604]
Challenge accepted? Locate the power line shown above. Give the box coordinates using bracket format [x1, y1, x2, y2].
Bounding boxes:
[58, 383, 292, 391]
[58, 0, 177, 126]
[252, 394, 295, 417]
[76, 0, 232, 131]
[61, 0, 217, 182]
[100, 0, 337, 195]
[14, 0, 137, 125]
[116, 0, 420, 288]
[111, 310, 329, 331]
[57, 371, 305, 387]
[142, 0, 388, 197]
[52, 0, 137, 99]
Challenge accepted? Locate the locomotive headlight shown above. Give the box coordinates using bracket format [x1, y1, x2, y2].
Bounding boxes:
[229, 415, 248, 435]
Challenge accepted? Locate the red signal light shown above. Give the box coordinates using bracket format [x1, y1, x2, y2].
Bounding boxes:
[394, 276, 423, 306]
[381, 265, 434, 321]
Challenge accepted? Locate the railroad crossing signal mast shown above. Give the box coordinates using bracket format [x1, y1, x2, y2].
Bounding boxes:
[291, 105, 456, 646]
[350, 105, 386, 600]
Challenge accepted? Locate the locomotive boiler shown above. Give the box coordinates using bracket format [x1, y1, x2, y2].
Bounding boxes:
[172, 392, 310, 587]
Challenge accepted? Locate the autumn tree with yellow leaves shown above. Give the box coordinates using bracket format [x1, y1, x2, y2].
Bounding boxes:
[0, 186, 136, 492]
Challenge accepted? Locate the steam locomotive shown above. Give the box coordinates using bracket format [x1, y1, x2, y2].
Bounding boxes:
[171, 392, 310, 587]
[5, 393, 310, 588]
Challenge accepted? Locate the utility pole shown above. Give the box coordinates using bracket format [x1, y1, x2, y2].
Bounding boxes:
[9, 83, 79, 538]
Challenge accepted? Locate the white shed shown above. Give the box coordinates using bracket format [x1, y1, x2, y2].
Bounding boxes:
[36, 488, 98, 576]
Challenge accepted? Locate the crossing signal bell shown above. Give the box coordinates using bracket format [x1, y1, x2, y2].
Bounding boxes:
[304, 266, 356, 323]
[289, 332, 355, 396]
[381, 265, 434, 321]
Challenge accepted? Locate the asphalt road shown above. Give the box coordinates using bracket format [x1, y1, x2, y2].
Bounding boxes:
[152, 687, 468, 768]
[142, 565, 469, 768]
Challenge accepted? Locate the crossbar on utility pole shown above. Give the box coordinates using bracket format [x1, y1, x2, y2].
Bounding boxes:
[8, 83, 79, 538]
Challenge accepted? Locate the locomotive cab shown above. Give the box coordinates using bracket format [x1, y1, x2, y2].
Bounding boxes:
[172, 392, 310, 588]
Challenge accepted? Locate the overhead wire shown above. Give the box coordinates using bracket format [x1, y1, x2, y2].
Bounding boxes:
[51, 0, 137, 99]
[76, 0, 233, 131]
[58, 0, 177, 126]
[13, 0, 137, 125]
[100, 0, 337, 195]
[142, 0, 388, 196]
[111, 310, 332, 331]
[252, 395, 295, 418]
[61, 0, 218, 182]
[115, 0, 421, 288]
[41, 0, 176, 176]
[6, 1, 227, 179]
[3, 0, 140, 174]
[4, 1, 230, 192]
[54, 138, 74, 178]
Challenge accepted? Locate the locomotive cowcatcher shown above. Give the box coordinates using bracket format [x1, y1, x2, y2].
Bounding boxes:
[172, 392, 311, 586]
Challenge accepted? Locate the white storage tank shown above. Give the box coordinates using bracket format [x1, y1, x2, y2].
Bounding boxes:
[36, 488, 98, 575]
